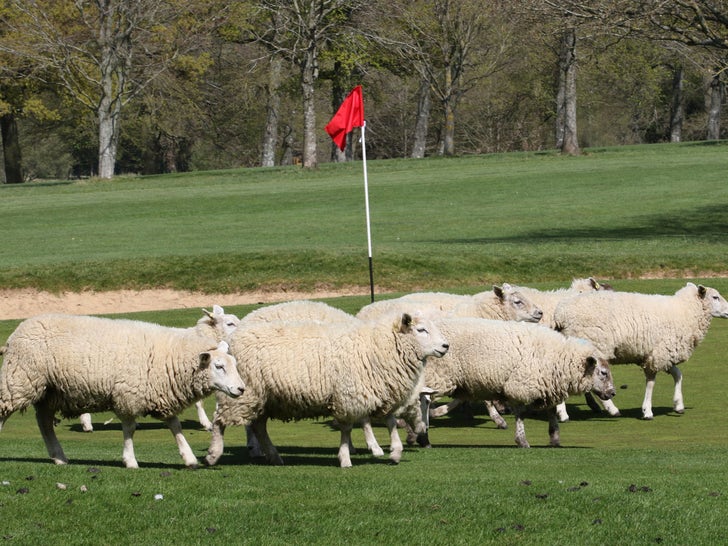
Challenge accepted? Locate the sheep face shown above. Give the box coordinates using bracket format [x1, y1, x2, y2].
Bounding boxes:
[397, 313, 449, 359]
[495, 283, 543, 323]
[201, 305, 241, 338]
[201, 341, 245, 398]
[587, 356, 616, 401]
[698, 285, 728, 319]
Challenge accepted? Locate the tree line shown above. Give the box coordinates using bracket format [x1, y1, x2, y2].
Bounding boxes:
[0, 0, 725, 183]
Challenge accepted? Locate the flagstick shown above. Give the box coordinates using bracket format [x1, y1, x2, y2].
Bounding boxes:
[361, 121, 374, 303]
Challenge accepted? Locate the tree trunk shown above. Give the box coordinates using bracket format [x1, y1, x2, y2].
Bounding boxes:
[707, 71, 723, 140]
[559, 27, 580, 156]
[97, 89, 120, 179]
[442, 65, 456, 156]
[411, 75, 431, 159]
[670, 65, 684, 143]
[301, 48, 318, 169]
[0, 112, 23, 184]
[261, 56, 283, 167]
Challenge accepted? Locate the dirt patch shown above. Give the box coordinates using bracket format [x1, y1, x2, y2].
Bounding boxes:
[0, 287, 369, 320]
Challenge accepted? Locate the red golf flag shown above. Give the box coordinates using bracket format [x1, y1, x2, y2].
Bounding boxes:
[325, 85, 364, 151]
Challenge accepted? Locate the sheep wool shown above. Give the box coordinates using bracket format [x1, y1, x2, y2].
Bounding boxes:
[0, 314, 245, 468]
[553, 282, 728, 419]
[205, 312, 449, 468]
[422, 317, 615, 448]
[79, 304, 241, 433]
[357, 283, 543, 323]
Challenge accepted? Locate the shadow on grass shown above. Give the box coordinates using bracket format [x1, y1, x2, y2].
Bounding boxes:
[430, 203, 728, 244]
[65, 419, 209, 433]
[209, 443, 408, 467]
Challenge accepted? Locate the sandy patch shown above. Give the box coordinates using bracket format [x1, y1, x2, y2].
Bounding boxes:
[0, 287, 369, 320]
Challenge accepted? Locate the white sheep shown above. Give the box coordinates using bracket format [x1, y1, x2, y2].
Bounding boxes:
[0, 314, 245, 468]
[79, 304, 241, 433]
[204, 311, 449, 468]
[356, 283, 542, 440]
[356, 283, 543, 323]
[493, 277, 612, 423]
[242, 300, 432, 459]
[553, 282, 728, 420]
[421, 318, 616, 447]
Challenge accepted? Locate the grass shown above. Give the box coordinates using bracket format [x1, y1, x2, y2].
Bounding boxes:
[1, 141, 728, 293]
[1, 142, 728, 543]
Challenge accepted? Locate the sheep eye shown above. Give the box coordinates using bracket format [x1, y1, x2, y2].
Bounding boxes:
[416, 327, 428, 334]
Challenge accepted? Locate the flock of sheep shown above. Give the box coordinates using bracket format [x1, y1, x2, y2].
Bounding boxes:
[1, 277, 726, 469]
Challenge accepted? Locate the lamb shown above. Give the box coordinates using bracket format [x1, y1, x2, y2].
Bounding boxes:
[356, 283, 543, 323]
[553, 282, 728, 420]
[79, 304, 241, 433]
[0, 314, 246, 468]
[420, 318, 616, 447]
[204, 311, 449, 468]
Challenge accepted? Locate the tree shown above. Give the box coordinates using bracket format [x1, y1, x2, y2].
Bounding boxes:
[249, 1, 364, 169]
[0, 1, 227, 178]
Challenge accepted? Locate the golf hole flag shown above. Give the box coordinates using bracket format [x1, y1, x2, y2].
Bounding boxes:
[325, 85, 364, 151]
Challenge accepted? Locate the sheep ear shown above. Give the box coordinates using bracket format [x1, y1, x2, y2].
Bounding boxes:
[199, 352, 212, 368]
[492, 285, 504, 300]
[213, 304, 224, 316]
[697, 285, 707, 299]
[584, 356, 597, 375]
[397, 313, 413, 332]
[589, 277, 599, 290]
[202, 308, 214, 319]
[217, 340, 229, 353]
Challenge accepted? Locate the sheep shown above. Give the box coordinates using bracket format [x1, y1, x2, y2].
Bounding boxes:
[356, 283, 541, 439]
[0, 314, 246, 468]
[356, 283, 543, 323]
[204, 311, 449, 468]
[553, 282, 728, 420]
[79, 304, 241, 433]
[241, 300, 432, 459]
[496, 277, 613, 422]
[419, 318, 616, 448]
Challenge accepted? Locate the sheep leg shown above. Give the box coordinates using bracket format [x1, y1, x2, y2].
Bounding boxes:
[250, 416, 284, 466]
[360, 418, 385, 457]
[337, 422, 354, 468]
[386, 414, 403, 464]
[584, 392, 602, 413]
[79, 413, 94, 432]
[670, 366, 684, 414]
[485, 400, 509, 429]
[195, 401, 213, 432]
[245, 424, 264, 458]
[547, 408, 561, 447]
[642, 370, 658, 420]
[513, 409, 530, 448]
[600, 397, 621, 416]
[555, 401, 570, 422]
[165, 415, 199, 468]
[203, 419, 226, 466]
[34, 402, 68, 465]
[120, 417, 140, 469]
[430, 398, 462, 418]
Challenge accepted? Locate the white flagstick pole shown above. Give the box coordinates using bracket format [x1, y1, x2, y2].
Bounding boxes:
[360, 121, 374, 302]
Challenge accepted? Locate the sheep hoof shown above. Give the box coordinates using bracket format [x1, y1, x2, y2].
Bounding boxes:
[642, 415, 654, 421]
[52, 458, 68, 465]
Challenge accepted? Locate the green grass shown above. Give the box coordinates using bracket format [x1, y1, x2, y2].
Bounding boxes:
[1, 141, 728, 293]
[1, 142, 728, 544]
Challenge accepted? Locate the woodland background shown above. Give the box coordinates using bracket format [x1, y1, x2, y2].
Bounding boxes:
[0, 0, 725, 183]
